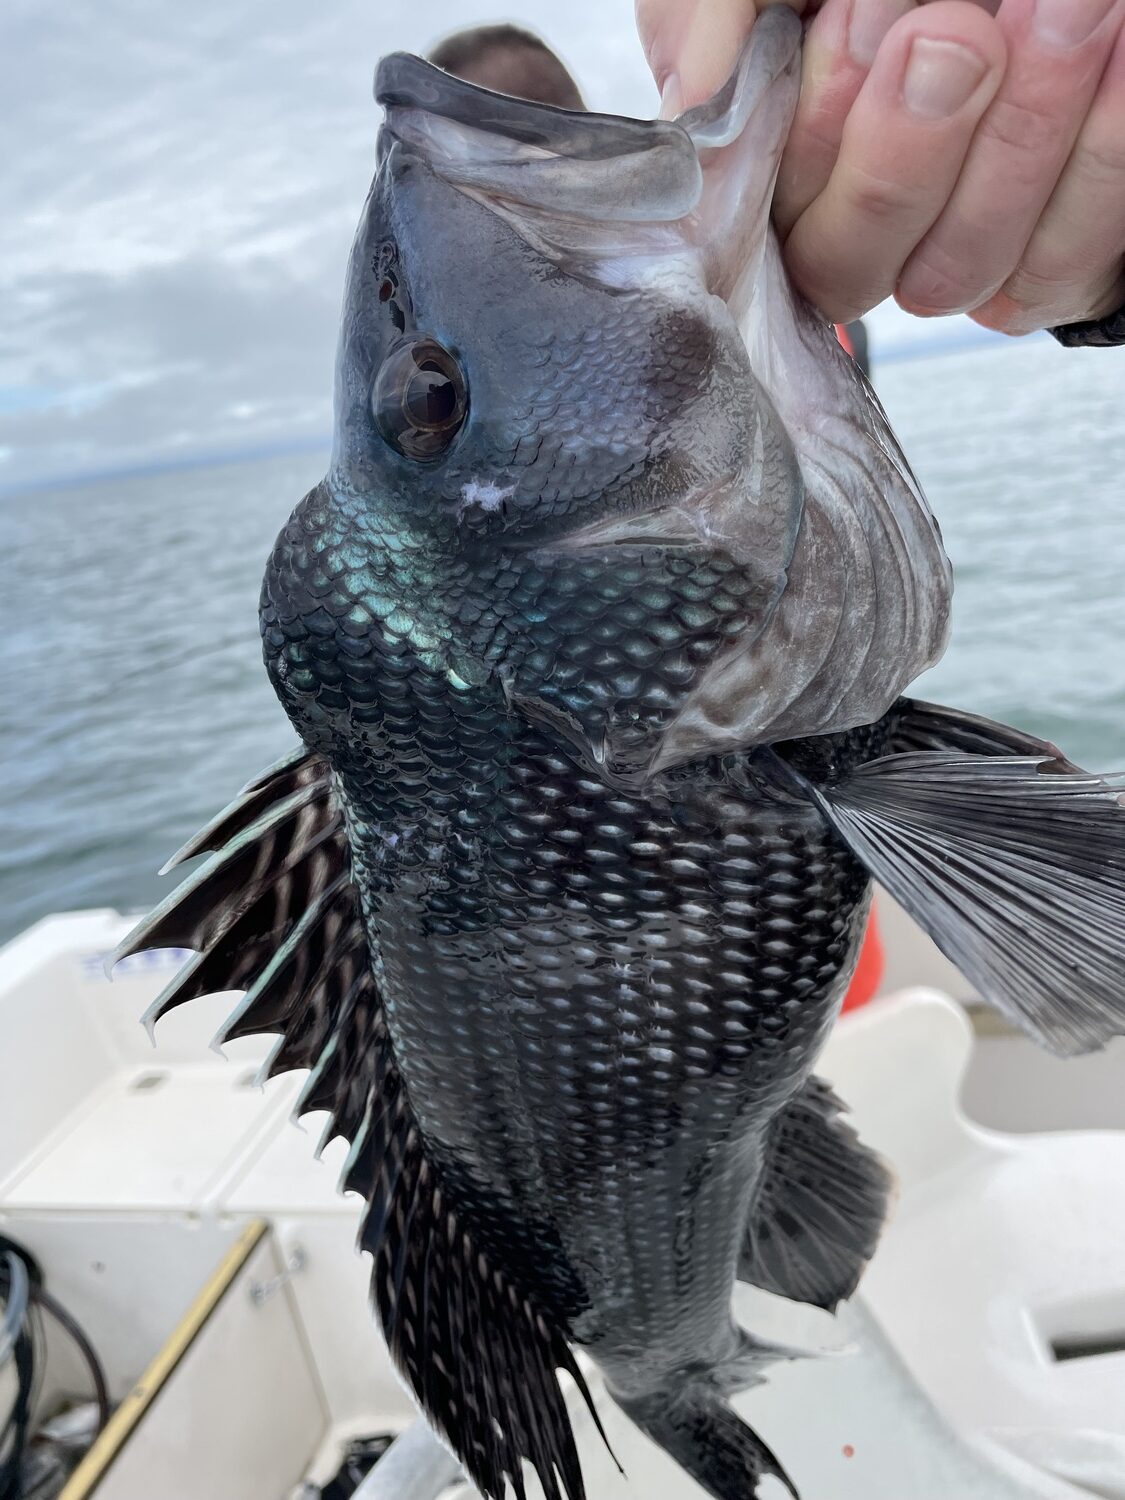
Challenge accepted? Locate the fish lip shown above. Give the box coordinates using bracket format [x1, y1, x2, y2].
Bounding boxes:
[375, 7, 802, 164]
[375, 51, 664, 161]
[374, 51, 703, 224]
[372, 12, 800, 240]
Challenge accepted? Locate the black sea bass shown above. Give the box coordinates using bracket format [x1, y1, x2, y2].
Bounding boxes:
[120, 11, 1125, 1498]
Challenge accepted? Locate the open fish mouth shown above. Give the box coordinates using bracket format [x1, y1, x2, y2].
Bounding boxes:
[375, 4, 803, 291]
[375, 47, 704, 223]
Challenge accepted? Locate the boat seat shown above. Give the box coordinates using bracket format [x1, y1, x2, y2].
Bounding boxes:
[822, 990, 1125, 1500]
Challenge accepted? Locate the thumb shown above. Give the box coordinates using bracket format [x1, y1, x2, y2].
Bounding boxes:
[636, 0, 760, 115]
[637, 1, 812, 115]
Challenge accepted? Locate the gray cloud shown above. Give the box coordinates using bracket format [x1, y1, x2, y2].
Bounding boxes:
[0, 0, 658, 491]
[2, 255, 339, 482]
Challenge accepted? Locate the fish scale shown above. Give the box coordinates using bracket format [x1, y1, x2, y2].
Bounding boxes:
[261, 479, 872, 1385]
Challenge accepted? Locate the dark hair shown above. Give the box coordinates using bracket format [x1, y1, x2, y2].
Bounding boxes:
[427, 24, 585, 111]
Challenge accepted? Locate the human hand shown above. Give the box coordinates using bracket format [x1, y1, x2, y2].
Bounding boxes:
[636, 0, 1125, 334]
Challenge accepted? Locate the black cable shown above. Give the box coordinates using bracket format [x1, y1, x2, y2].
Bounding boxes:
[29, 1284, 111, 1433]
[0, 1236, 42, 1289]
[0, 1231, 112, 1500]
[0, 1252, 34, 1500]
[0, 1331, 33, 1500]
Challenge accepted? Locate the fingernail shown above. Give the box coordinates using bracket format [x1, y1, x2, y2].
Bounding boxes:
[659, 72, 683, 121]
[1033, 0, 1116, 49]
[848, 0, 913, 67]
[903, 38, 989, 120]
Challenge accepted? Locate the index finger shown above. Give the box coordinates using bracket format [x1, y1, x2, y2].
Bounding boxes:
[636, 0, 812, 113]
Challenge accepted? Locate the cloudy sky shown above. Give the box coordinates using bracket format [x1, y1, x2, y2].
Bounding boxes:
[0, 0, 999, 495]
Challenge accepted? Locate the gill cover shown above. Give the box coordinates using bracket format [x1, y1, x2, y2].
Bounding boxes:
[376, 8, 952, 768]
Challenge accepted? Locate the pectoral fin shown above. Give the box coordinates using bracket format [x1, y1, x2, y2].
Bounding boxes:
[810, 704, 1125, 1057]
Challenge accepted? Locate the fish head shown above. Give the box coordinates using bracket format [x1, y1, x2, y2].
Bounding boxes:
[325, 7, 951, 773]
[333, 49, 775, 542]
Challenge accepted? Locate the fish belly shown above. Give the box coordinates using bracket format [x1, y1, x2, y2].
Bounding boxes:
[260, 492, 871, 1378]
[336, 709, 869, 1372]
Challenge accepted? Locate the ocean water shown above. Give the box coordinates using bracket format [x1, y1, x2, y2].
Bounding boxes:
[2, 335, 1124, 946]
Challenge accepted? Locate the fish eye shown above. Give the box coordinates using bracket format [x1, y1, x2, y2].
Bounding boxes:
[371, 337, 468, 461]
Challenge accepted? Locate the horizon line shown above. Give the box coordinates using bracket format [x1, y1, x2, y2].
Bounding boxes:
[0, 325, 1027, 500]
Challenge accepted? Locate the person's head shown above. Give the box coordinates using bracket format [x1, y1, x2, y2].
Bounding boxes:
[427, 24, 585, 111]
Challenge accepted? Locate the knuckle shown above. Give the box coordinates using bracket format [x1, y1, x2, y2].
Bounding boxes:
[976, 96, 1066, 187]
[899, 238, 987, 314]
[1003, 261, 1123, 330]
[1003, 266, 1062, 310]
[798, 108, 848, 165]
[847, 165, 925, 226]
[1014, 222, 1115, 294]
[1071, 131, 1125, 188]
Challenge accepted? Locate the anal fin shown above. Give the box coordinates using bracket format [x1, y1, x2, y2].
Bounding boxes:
[740, 1076, 892, 1312]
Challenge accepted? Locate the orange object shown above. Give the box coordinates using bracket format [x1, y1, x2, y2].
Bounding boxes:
[841, 913, 884, 1012]
[836, 310, 879, 1016]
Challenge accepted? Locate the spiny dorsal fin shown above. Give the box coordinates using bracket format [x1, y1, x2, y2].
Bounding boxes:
[117, 748, 608, 1500]
[159, 744, 316, 872]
